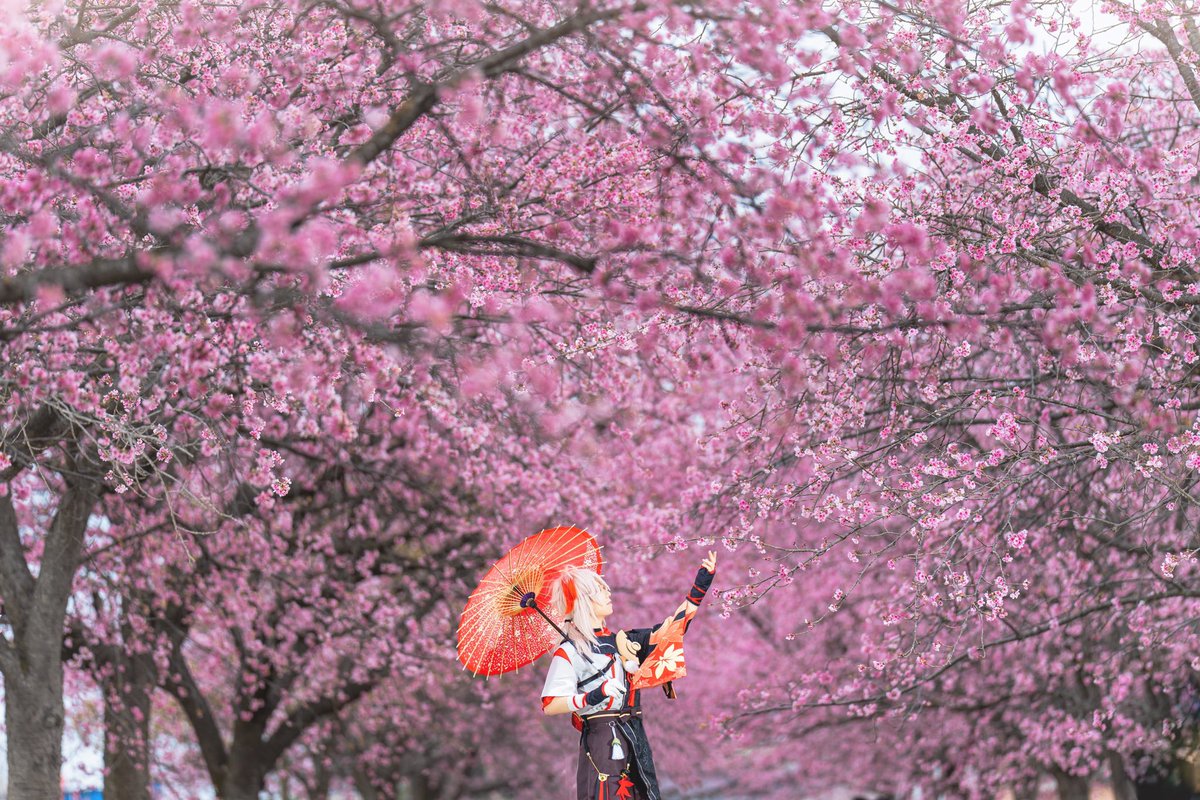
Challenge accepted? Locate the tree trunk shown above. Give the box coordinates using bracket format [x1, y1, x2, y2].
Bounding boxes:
[1109, 752, 1138, 800]
[220, 751, 268, 800]
[307, 763, 331, 800]
[5, 674, 66, 800]
[410, 772, 434, 800]
[353, 768, 381, 800]
[103, 648, 153, 800]
[1053, 769, 1091, 800]
[0, 481, 99, 800]
[1010, 773, 1042, 800]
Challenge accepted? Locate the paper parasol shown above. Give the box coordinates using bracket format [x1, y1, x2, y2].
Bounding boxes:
[457, 525, 603, 677]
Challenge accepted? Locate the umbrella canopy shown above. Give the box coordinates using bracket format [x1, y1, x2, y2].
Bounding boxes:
[457, 525, 604, 676]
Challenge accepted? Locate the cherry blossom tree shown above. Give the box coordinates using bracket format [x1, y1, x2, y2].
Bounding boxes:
[5, 0, 1200, 798]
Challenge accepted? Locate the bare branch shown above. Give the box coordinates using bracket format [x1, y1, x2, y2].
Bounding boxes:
[349, 4, 639, 166]
[0, 255, 152, 307]
[421, 232, 598, 274]
[164, 639, 230, 786]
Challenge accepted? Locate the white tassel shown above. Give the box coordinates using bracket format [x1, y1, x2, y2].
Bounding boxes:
[610, 723, 626, 761]
[624, 658, 639, 673]
[611, 737, 625, 761]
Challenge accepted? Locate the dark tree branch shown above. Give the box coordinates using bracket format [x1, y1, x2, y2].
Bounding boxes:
[165, 638, 230, 786]
[420, 232, 598, 274]
[261, 673, 380, 767]
[58, 4, 140, 48]
[1139, 18, 1200, 115]
[348, 5, 637, 166]
[29, 482, 99, 645]
[0, 255, 152, 307]
[0, 493, 35, 635]
[0, 404, 73, 480]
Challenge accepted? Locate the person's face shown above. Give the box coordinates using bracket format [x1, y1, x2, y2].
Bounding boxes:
[593, 582, 613, 619]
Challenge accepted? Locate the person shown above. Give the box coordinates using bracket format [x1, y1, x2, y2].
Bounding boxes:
[540, 551, 718, 800]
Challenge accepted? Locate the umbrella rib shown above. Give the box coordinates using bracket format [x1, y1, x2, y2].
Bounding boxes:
[460, 613, 507, 670]
[490, 554, 517, 587]
[510, 528, 551, 596]
[458, 578, 510, 651]
[462, 613, 508, 672]
[512, 527, 547, 586]
[518, 526, 564, 603]
[460, 579, 517, 630]
[542, 529, 600, 577]
[457, 577, 504, 627]
[505, 541, 531, 595]
[538, 525, 579, 577]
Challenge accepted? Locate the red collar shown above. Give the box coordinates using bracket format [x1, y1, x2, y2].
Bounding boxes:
[593, 627, 613, 636]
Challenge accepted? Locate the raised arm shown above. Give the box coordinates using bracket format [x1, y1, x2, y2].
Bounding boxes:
[674, 550, 717, 630]
[623, 552, 720, 665]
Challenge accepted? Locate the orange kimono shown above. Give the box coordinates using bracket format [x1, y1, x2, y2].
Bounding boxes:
[624, 565, 715, 697]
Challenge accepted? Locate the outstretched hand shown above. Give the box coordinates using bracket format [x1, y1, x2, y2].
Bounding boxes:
[701, 550, 717, 573]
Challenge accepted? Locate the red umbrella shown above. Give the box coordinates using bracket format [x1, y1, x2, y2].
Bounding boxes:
[457, 525, 604, 677]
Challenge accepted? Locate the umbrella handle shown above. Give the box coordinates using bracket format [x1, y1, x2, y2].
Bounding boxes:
[520, 592, 615, 691]
[519, 592, 570, 639]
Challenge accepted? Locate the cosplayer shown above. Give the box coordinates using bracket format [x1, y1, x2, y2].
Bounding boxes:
[540, 551, 718, 800]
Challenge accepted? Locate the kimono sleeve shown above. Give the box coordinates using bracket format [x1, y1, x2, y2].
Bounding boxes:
[541, 644, 577, 699]
[624, 623, 663, 667]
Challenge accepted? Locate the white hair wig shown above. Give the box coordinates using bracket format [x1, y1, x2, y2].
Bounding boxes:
[551, 566, 610, 652]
